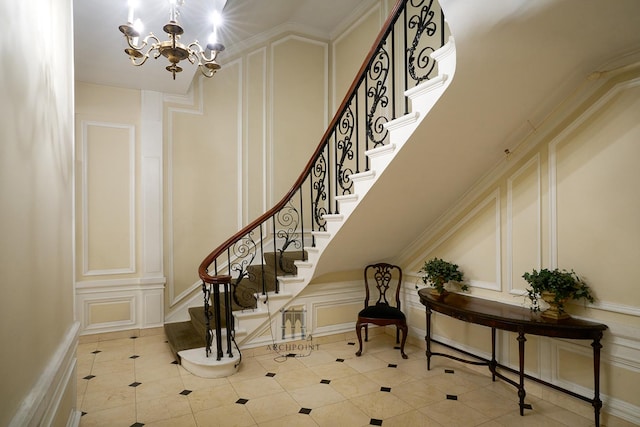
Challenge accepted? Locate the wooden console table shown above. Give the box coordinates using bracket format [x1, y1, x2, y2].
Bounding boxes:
[418, 289, 608, 426]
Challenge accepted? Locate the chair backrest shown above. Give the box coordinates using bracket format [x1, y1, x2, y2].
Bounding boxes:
[363, 263, 403, 309]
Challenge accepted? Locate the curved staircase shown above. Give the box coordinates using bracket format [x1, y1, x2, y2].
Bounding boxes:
[165, 0, 457, 377]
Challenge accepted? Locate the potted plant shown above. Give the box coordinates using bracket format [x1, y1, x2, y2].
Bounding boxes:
[419, 257, 467, 295]
[522, 268, 594, 319]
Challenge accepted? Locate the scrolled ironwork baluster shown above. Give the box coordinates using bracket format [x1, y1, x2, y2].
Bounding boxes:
[202, 280, 213, 357]
[276, 200, 301, 271]
[407, 0, 439, 85]
[224, 281, 233, 357]
[336, 104, 355, 195]
[311, 150, 327, 232]
[212, 281, 223, 360]
[366, 43, 390, 149]
[229, 232, 258, 309]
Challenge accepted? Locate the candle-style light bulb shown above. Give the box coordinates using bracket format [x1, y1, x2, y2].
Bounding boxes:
[127, 0, 136, 23]
[169, 0, 178, 22]
[132, 18, 143, 45]
[209, 11, 223, 46]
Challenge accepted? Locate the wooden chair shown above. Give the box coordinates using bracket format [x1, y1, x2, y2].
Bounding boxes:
[355, 263, 408, 359]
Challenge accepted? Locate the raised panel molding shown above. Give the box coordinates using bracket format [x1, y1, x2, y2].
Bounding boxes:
[81, 121, 136, 276]
[506, 154, 541, 295]
[270, 35, 328, 208]
[246, 47, 268, 217]
[418, 188, 501, 292]
[76, 279, 165, 334]
[85, 297, 135, 331]
[548, 77, 640, 317]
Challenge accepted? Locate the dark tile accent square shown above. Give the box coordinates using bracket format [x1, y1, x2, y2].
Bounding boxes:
[347, 342, 355, 346]
[130, 423, 144, 427]
[130, 355, 140, 359]
[393, 346, 401, 350]
[179, 390, 192, 396]
[299, 408, 312, 415]
[81, 412, 87, 417]
[446, 394, 458, 400]
[445, 369, 455, 374]
[236, 398, 249, 404]
[336, 358, 344, 362]
[130, 336, 138, 339]
[171, 360, 179, 364]
[266, 372, 276, 377]
[370, 418, 383, 426]
[129, 382, 141, 388]
[380, 387, 391, 392]
[388, 364, 397, 368]
[91, 350, 101, 354]
[320, 379, 331, 384]
[83, 375, 95, 380]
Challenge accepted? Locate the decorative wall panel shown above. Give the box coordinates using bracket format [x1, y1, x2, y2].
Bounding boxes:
[81, 121, 135, 275]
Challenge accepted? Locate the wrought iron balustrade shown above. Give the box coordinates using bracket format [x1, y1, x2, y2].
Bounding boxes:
[198, 0, 446, 360]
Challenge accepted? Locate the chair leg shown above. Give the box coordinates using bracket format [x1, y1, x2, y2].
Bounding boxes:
[364, 324, 368, 342]
[399, 323, 408, 359]
[355, 321, 364, 357]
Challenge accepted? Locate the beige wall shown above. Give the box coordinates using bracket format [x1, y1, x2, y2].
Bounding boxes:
[332, 4, 384, 113]
[75, 83, 140, 279]
[404, 70, 640, 417]
[0, 0, 76, 425]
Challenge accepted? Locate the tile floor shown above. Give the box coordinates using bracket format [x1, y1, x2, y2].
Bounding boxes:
[77, 329, 632, 427]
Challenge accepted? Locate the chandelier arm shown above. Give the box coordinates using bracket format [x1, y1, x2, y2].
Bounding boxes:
[199, 50, 220, 63]
[125, 32, 159, 51]
[129, 52, 151, 67]
[198, 65, 216, 78]
[151, 45, 163, 60]
[187, 41, 205, 63]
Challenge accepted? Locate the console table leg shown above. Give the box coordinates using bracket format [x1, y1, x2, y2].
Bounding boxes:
[592, 334, 603, 427]
[518, 330, 527, 416]
[426, 306, 432, 370]
[490, 328, 497, 381]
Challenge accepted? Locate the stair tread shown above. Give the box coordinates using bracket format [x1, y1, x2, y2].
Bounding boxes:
[164, 321, 206, 363]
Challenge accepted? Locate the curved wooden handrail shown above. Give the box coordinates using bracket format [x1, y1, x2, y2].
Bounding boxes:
[198, 0, 408, 285]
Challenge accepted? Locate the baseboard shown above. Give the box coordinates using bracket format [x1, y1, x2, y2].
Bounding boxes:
[9, 322, 80, 427]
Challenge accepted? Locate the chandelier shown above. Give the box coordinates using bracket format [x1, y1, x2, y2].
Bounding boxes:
[118, 0, 225, 80]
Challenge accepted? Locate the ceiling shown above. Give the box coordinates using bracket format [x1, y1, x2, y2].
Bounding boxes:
[73, 0, 367, 94]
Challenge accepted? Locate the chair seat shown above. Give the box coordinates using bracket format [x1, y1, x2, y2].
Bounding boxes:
[358, 303, 406, 320]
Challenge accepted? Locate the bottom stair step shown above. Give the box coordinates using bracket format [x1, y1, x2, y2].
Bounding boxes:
[164, 321, 205, 364]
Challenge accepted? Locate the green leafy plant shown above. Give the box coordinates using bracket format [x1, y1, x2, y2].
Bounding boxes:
[419, 257, 467, 293]
[522, 268, 594, 314]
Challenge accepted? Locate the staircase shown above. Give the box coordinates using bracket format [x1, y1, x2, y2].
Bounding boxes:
[165, 0, 457, 376]
[165, 250, 307, 362]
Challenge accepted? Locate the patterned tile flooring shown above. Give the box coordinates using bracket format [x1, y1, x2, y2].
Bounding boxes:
[77, 329, 632, 426]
